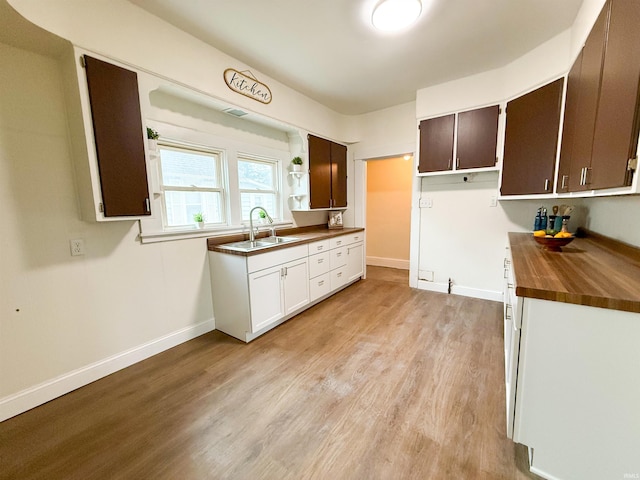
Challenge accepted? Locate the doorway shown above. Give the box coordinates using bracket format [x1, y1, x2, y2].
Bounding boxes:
[365, 156, 413, 270]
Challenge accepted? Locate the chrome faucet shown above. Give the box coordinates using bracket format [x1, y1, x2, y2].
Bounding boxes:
[249, 206, 273, 242]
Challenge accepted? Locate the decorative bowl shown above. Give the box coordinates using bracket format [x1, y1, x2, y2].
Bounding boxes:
[533, 234, 575, 251]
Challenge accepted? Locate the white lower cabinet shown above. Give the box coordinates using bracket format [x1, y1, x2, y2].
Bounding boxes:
[346, 242, 364, 282]
[209, 231, 365, 343]
[248, 256, 309, 333]
[282, 257, 310, 315]
[248, 265, 285, 332]
[509, 297, 640, 480]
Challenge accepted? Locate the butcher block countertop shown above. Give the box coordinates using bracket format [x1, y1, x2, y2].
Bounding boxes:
[508, 230, 640, 313]
[207, 225, 365, 256]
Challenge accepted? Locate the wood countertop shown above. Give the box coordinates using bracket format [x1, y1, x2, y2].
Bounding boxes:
[207, 225, 365, 256]
[508, 230, 640, 313]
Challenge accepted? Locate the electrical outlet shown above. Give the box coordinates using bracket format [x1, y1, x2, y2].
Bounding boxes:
[489, 196, 498, 207]
[70, 239, 85, 256]
[419, 197, 433, 208]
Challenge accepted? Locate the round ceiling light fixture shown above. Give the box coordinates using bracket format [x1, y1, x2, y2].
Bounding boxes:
[371, 0, 422, 32]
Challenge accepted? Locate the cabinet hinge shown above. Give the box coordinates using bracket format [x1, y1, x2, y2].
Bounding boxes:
[79, 56, 86, 68]
[99, 202, 104, 212]
[628, 157, 638, 171]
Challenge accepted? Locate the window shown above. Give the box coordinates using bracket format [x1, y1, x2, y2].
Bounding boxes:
[238, 156, 280, 221]
[159, 144, 226, 227]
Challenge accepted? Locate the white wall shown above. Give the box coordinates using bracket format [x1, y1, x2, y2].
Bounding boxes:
[583, 196, 640, 246]
[8, 0, 358, 144]
[0, 42, 215, 420]
[413, 31, 578, 299]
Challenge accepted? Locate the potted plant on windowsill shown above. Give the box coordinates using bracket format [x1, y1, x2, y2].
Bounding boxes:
[193, 212, 205, 229]
[147, 127, 159, 152]
[291, 156, 303, 172]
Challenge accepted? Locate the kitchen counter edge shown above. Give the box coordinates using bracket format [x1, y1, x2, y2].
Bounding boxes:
[207, 226, 365, 256]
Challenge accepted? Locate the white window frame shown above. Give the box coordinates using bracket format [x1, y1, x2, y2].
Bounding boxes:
[157, 140, 228, 230]
[237, 153, 281, 223]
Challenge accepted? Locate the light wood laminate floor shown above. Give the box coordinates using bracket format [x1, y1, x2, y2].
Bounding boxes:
[0, 267, 540, 479]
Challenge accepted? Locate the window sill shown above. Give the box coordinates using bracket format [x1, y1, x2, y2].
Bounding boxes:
[138, 221, 294, 244]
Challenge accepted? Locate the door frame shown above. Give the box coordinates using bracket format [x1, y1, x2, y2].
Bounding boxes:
[352, 142, 419, 288]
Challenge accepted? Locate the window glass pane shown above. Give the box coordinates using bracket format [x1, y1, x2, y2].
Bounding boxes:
[164, 190, 223, 227]
[238, 159, 274, 190]
[160, 148, 218, 188]
[241, 193, 276, 221]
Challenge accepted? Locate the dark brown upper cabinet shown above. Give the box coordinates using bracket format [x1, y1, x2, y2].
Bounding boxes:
[501, 78, 564, 196]
[418, 105, 499, 173]
[418, 114, 455, 173]
[559, 0, 640, 192]
[84, 55, 150, 217]
[308, 134, 347, 209]
[456, 105, 500, 169]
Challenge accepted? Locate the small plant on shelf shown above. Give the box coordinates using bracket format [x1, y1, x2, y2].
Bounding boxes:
[146, 127, 160, 153]
[291, 156, 303, 172]
[146, 127, 159, 140]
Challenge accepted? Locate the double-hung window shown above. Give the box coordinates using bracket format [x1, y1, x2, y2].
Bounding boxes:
[158, 143, 226, 228]
[238, 155, 280, 221]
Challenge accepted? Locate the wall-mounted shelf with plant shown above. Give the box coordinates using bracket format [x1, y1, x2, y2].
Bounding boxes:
[147, 127, 160, 152]
[291, 156, 303, 172]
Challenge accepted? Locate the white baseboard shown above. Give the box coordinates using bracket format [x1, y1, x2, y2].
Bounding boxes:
[0, 319, 215, 422]
[366, 256, 410, 270]
[416, 280, 502, 302]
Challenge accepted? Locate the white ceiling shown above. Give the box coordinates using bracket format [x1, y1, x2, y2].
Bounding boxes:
[132, 0, 582, 115]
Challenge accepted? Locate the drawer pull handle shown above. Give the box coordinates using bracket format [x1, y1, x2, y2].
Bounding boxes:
[336, 241, 342, 245]
[337, 272, 342, 277]
[317, 246, 324, 251]
[336, 252, 342, 257]
[318, 258, 324, 264]
[318, 280, 324, 286]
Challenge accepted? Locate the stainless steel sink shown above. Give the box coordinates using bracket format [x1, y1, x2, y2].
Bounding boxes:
[259, 236, 299, 244]
[220, 236, 299, 252]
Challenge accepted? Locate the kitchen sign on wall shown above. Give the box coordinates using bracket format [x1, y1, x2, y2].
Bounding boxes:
[223, 69, 272, 104]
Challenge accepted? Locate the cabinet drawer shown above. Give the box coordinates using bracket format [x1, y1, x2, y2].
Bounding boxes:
[330, 267, 348, 291]
[308, 240, 330, 255]
[310, 272, 331, 302]
[345, 232, 364, 245]
[330, 246, 347, 269]
[330, 236, 347, 249]
[309, 251, 330, 279]
[247, 245, 307, 273]
[330, 232, 364, 249]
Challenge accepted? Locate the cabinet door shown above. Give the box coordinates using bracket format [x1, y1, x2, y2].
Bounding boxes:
[331, 141, 347, 208]
[308, 134, 331, 208]
[418, 114, 455, 173]
[283, 258, 309, 315]
[567, 4, 609, 191]
[456, 105, 500, 169]
[84, 55, 150, 217]
[249, 266, 284, 332]
[557, 51, 584, 193]
[589, 0, 640, 190]
[501, 78, 564, 195]
[346, 242, 364, 283]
